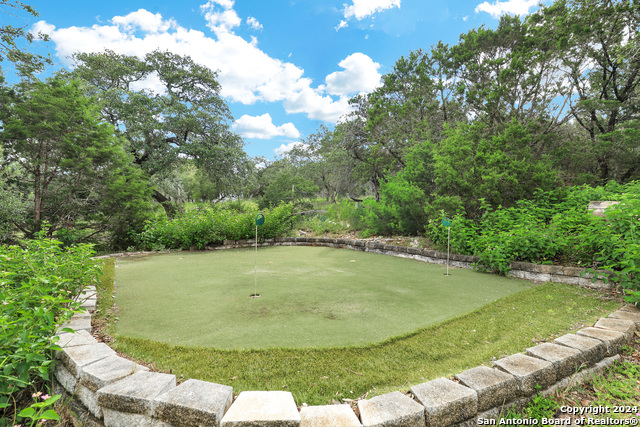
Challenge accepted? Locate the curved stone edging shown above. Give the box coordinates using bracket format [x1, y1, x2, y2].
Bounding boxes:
[55, 238, 638, 427]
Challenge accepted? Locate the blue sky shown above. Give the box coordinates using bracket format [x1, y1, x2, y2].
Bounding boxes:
[6, 0, 547, 159]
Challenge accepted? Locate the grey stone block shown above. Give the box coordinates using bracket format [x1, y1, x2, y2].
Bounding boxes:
[300, 405, 361, 427]
[576, 327, 626, 356]
[220, 391, 301, 426]
[493, 354, 555, 396]
[411, 378, 476, 427]
[80, 298, 98, 310]
[60, 313, 92, 332]
[553, 334, 606, 366]
[80, 286, 97, 298]
[475, 407, 500, 424]
[153, 379, 233, 427]
[455, 366, 517, 412]
[525, 343, 583, 379]
[78, 355, 150, 418]
[594, 317, 636, 342]
[620, 304, 640, 313]
[97, 371, 176, 425]
[358, 391, 425, 427]
[102, 408, 151, 427]
[82, 355, 148, 392]
[55, 343, 116, 377]
[609, 309, 640, 328]
[55, 329, 98, 348]
[54, 363, 78, 393]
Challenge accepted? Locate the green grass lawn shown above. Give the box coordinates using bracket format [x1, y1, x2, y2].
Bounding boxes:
[114, 246, 535, 349]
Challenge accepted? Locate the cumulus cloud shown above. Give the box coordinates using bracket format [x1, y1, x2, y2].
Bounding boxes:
[274, 141, 308, 157]
[246, 17, 262, 30]
[200, 0, 241, 34]
[111, 9, 176, 33]
[322, 52, 381, 97]
[475, 0, 539, 18]
[34, 5, 380, 124]
[233, 113, 300, 139]
[343, 0, 401, 20]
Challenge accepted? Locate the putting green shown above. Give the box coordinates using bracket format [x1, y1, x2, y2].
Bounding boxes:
[114, 246, 535, 349]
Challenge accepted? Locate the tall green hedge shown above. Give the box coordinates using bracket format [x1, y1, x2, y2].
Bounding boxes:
[135, 203, 294, 250]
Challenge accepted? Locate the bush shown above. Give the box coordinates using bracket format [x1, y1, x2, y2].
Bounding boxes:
[423, 181, 640, 305]
[135, 203, 295, 250]
[0, 236, 101, 425]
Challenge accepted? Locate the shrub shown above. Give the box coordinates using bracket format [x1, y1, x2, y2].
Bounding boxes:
[0, 236, 101, 425]
[423, 181, 640, 302]
[135, 203, 295, 250]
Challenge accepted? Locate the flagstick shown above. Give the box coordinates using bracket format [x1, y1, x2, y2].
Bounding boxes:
[254, 224, 258, 296]
[446, 225, 450, 276]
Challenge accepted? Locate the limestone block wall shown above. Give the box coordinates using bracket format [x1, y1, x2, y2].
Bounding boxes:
[57, 239, 639, 427]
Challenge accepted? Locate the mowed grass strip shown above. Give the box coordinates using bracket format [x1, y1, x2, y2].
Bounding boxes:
[100, 257, 621, 405]
[113, 246, 534, 349]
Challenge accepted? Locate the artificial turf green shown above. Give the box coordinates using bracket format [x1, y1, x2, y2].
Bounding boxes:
[114, 246, 535, 349]
[110, 282, 620, 405]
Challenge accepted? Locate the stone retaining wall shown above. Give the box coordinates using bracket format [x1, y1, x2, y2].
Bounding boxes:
[57, 239, 639, 426]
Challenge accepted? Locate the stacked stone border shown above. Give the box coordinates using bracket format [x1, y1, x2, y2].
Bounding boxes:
[55, 238, 639, 427]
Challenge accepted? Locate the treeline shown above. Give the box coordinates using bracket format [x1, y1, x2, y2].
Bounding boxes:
[275, 0, 640, 235]
[1, 0, 639, 250]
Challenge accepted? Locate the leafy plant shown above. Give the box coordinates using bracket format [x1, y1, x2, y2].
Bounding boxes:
[135, 203, 295, 250]
[0, 235, 101, 425]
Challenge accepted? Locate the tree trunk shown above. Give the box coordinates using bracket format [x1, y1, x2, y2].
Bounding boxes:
[153, 189, 177, 218]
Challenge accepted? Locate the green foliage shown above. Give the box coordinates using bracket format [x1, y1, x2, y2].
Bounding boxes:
[433, 122, 560, 217]
[501, 386, 559, 422]
[0, 185, 25, 244]
[135, 203, 294, 250]
[328, 200, 366, 230]
[258, 164, 319, 211]
[0, 72, 153, 247]
[17, 392, 61, 426]
[361, 175, 427, 235]
[422, 182, 640, 304]
[296, 215, 347, 235]
[72, 49, 249, 216]
[0, 236, 101, 424]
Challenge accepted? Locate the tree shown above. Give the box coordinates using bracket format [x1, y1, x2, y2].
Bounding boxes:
[450, 14, 568, 135]
[432, 122, 560, 217]
[257, 158, 318, 210]
[0, 1, 50, 72]
[533, 0, 640, 182]
[0, 73, 152, 244]
[71, 49, 247, 216]
[302, 126, 362, 203]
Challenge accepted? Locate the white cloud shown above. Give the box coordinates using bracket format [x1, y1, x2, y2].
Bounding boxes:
[322, 52, 381, 97]
[475, 0, 539, 18]
[233, 113, 300, 139]
[201, 1, 241, 34]
[35, 5, 373, 125]
[247, 17, 262, 30]
[111, 9, 176, 33]
[335, 20, 348, 31]
[343, 0, 401, 20]
[274, 142, 308, 157]
[129, 71, 166, 95]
